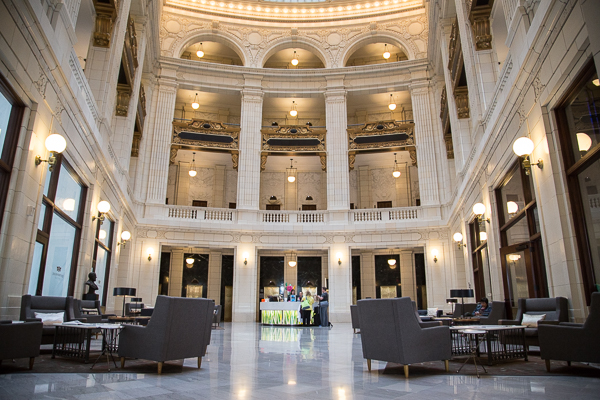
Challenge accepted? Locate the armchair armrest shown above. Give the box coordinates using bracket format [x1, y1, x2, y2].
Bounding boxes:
[499, 319, 519, 325]
[25, 318, 42, 322]
[101, 313, 117, 318]
[419, 321, 443, 328]
[538, 320, 560, 326]
[559, 322, 583, 327]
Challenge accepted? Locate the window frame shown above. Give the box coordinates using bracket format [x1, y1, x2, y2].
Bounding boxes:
[92, 216, 114, 305]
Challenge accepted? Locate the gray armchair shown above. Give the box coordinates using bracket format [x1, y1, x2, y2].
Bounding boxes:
[350, 305, 360, 333]
[358, 297, 451, 378]
[74, 299, 116, 323]
[20, 295, 79, 344]
[499, 297, 568, 349]
[539, 293, 600, 371]
[478, 301, 506, 325]
[118, 296, 214, 374]
[212, 305, 222, 328]
[412, 301, 443, 328]
[0, 321, 43, 369]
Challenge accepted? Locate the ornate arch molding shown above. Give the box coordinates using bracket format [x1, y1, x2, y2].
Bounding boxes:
[258, 37, 331, 69]
[341, 34, 416, 67]
[164, 28, 248, 66]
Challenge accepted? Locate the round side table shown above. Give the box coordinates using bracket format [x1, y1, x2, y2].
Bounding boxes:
[456, 329, 488, 378]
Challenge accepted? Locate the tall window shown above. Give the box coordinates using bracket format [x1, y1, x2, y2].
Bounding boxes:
[469, 218, 490, 300]
[93, 218, 113, 305]
[495, 163, 547, 317]
[555, 60, 600, 304]
[29, 158, 87, 296]
[0, 79, 24, 233]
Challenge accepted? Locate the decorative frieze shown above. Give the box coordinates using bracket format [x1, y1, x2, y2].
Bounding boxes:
[469, 5, 493, 51]
[131, 131, 141, 157]
[116, 83, 131, 116]
[261, 125, 326, 153]
[454, 87, 470, 119]
[172, 119, 240, 150]
[92, 0, 117, 48]
[347, 121, 415, 151]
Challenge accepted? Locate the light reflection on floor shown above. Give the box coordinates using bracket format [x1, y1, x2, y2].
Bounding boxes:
[1, 322, 599, 399]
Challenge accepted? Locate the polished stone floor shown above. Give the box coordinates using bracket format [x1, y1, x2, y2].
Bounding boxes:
[1, 322, 599, 399]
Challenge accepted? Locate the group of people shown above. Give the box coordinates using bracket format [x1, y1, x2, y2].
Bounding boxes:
[287, 287, 330, 327]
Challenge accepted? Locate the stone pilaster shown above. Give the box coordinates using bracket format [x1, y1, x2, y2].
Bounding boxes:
[325, 86, 350, 211]
[146, 79, 178, 204]
[232, 245, 258, 322]
[236, 88, 263, 210]
[410, 84, 441, 206]
[329, 245, 351, 323]
[399, 251, 416, 301]
[360, 251, 376, 299]
[207, 251, 222, 303]
[169, 249, 184, 297]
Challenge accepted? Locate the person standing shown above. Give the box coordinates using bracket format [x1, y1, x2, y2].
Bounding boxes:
[301, 291, 313, 325]
[318, 287, 330, 327]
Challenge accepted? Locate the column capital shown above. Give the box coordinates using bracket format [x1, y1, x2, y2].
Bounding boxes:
[409, 81, 433, 95]
[241, 89, 264, 103]
[324, 89, 347, 104]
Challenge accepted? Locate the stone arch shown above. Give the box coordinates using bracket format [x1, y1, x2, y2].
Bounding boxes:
[341, 34, 416, 68]
[170, 31, 248, 66]
[258, 37, 330, 69]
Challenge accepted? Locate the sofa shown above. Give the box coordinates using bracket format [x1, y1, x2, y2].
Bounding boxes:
[358, 297, 451, 378]
[499, 297, 569, 349]
[0, 321, 43, 369]
[539, 293, 600, 371]
[118, 296, 214, 374]
[20, 295, 80, 344]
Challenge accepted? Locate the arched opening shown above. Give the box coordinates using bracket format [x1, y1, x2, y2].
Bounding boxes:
[180, 41, 244, 66]
[263, 48, 325, 69]
[345, 42, 408, 67]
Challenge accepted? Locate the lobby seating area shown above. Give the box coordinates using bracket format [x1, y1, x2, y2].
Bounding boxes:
[0, 321, 42, 369]
[20, 295, 81, 345]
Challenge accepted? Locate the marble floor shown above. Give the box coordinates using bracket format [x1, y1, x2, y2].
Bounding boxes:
[0, 323, 598, 400]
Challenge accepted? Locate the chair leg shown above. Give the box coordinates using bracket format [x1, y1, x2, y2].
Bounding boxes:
[403, 365, 409, 379]
[120, 357, 125, 368]
[545, 359, 551, 372]
[157, 362, 163, 375]
[29, 357, 35, 370]
[198, 357, 202, 369]
[367, 359, 371, 372]
[444, 360, 449, 372]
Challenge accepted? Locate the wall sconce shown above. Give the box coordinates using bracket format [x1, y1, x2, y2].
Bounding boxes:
[243, 252, 249, 265]
[453, 232, 464, 249]
[387, 257, 397, 270]
[147, 247, 154, 261]
[35, 134, 67, 171]
[336, 252, 343, 265]
[93, 201, 111, 224]
[432, 249, 438, 263]
[117, 230, 131, 247]
[472, 202, 490, 223]
[512, 137, 543, 175]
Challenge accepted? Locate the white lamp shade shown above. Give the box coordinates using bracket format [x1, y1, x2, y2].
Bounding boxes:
[336, 252, 343, 260]
[453, 232, 463, 242]
[388, 103, 397, 111]
[196, 50, 204, 58]
[120, 230, 131, 241]
[480, 232, 487, 241]
[45, 134, 67, 153]
[186, 257, 195, 265]
[99, 230, 107, 240]
[62, 198, 75, 211]
[472, 202, 486, 216]
[576, 133, 592, 151]
[289, 109, 297, 117]
[189, 169, 197, 177]
[191, 102, 199, 109]
[97, 200, 111, 214]
[431, 249, 439, 257]
[387, 258, 396, 266]
[383, 51, 391, 59]
[392, 170, 401, 178]
[288, 260, 297, 267]
[147, 247, 154, 255]
[287, 175, 296, 182]
[507, 201, 519, 214]
[508, 254, 521, 261]
[242, 252, 249, 259]
[512, 137, 534, 157]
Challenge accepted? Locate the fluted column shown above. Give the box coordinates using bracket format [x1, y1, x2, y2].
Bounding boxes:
[146, 79, 178, 204]
[236, 88, 263, 210]
[410, 84, 441, 206]
[325, 88, 350, 211]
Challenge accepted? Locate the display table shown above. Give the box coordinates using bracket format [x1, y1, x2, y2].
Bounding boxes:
[260, 302, 301, 325]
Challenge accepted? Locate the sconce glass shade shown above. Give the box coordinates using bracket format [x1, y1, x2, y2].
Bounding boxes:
[507, 201, 519, 214]
[191, 93, 200, 110]
[472, 202, 486, 216]
[512, 137, 534, 157]
[62, 198, 75, 211]
[121, 231, 131, 241]
[508, 254, 521, 261]
[288, 260, 297, 267]
[453, 232, 463, 242]
[147, 247, 154, 254]
[576, 133, 592, 151]
[387, 258, 396, 266]
[196, 43, 204, 58]
[242, 252, 249, 259]
[432, 249, 439, 257]
[45, 134, 67, 153]
[480, 232, 487, 242]
[186, 257, 195, 265]
[97, 200, 111, 214]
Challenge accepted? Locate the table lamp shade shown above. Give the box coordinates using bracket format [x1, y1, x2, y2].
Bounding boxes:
[450, 289, 474, 298]
[113, 287, 136, 296]
[131, 298, 142, 303]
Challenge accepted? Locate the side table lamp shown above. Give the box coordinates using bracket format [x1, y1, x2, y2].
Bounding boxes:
[113, 287, 136, 317]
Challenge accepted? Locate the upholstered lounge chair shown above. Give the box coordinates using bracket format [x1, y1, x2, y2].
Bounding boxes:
[539, 292, 600, 371]
[412, 301, 443, 328]
[452, 303, 477, 318]
[20, 295, 80, 345]
[0, 321, 43, 369]
[499, 297, 568, 349]
[118, 296, 214, 374]
[478, 301, 506, 325]
[74, 299, 116, 323]
[350, 305, 360, 333]
[358, 297, 451, 378]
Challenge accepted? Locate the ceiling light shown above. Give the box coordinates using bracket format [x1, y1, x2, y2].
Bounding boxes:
[387, 258, 396, 269]
[576, 132, 592, 152]
[189, 152, 197, 177]
[287, 158, 296, 183]
[191, 93, 200, 109]
[186, 257, 195, 266]
[196, 43, 204, 58]
[383, 44, 391, 59]
[291, 51, 299, 66]
[392, 152, 401, 178]
[290, 101, 298, 117]
[388, 93, 396, 110]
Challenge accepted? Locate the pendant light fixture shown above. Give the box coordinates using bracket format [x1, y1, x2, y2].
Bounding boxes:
[287, 158, 296, 182]
[189, 152, 197, 177]
[186, 256, 195, 267]
[291, 50, 299, 66]
[383, 44, 391, 60]
[289, 101, 298, 117]
[388, 94, 397, 111]
[196, 42, 204, 58]
[191, 93, 200, 110]
[392, 152, 401, 178]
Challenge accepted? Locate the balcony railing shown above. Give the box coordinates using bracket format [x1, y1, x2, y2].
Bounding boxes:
[261, 210, 326, 223]
[167, 206, 234, 221]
